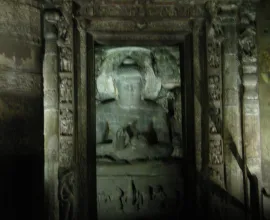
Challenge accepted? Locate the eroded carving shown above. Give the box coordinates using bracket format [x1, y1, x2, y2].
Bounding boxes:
[60, 137, 73, 167]
[149, 185, 167, 209]
[79, 1, 204, 18]
[119, 180, 144, 212]
[239, 6, 256, 62]
[206, 0, 224, 68]
[60, 77, 72, 103]
[59, 170, 75, 220]
[209, 75, 221, 101]
[60, 108, 73, 136]
[209, 138, 223, 165]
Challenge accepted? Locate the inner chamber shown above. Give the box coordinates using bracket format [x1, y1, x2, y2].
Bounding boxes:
[95, 46, 184, 219]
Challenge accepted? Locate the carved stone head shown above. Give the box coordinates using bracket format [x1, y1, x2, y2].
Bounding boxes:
[114, 58, 145, 102]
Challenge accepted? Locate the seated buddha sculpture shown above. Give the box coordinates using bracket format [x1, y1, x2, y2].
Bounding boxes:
[96, 57, 173, 161]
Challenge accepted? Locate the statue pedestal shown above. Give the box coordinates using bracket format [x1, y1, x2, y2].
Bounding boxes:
[96, 159, 184, 220]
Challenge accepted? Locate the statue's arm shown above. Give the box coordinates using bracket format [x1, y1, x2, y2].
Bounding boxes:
[96, 111, 107, 144]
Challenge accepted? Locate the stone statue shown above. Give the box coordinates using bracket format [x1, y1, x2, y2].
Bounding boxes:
[96, 57, 173, 161]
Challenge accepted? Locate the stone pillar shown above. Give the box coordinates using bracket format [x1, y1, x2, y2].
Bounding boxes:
[193, 18, 206, 217]
[193, 19, 203, 173]
[239, 2, 262, 185]
[43, 10, 60, 220]
[76, 18, 89, 220]
[220, 5, 244, 203]
[0, 0, 42, 218]
[205, 1, 226, 219]
[239, 3, 261, 219]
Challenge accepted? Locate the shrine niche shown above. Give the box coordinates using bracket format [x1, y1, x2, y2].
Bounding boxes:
[42, 0, 262, 220]
[95, 46, 182, 161]
[93, 46, 183, 219]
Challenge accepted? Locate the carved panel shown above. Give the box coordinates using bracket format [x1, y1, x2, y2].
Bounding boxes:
[79, 1, 205, 18]
[206, 0, 224, 187]
[209, 138, 223, 165]
[59, 137, 73, 167]
[89, 19, 191, 32]
[97, 174, 184, 218]
[60, 74, 73, 104]
[60, 108, 73, 136]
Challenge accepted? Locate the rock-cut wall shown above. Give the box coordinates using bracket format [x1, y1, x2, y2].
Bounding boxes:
[0, 0, 43, 219]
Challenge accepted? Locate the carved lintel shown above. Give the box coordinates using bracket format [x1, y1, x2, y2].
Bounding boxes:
[205, 1, 224, 187]
[78, 1, 205, 19]
[87, 19, 192, 33]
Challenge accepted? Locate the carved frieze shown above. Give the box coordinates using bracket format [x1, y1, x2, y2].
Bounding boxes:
[79, 1, 205, 18]
[57, 0, 74, 176]
[89, 19, 191, 33]
[97, 178, 180, 214]
[206, 0, 224, 186]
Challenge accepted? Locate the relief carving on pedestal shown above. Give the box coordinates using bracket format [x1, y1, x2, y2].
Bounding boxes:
[97, 179, 178, 215]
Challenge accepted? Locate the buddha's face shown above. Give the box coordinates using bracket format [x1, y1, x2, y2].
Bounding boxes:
[115, 73, 143, 103]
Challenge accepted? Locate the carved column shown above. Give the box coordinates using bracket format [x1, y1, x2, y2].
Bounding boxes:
[220, 4, 244, 203]
[43, 10, 60, 220]
[239, 2, 262, 183]
[193, 18, 207, 218]
[57, 1, 76, 220]
[205, 1, 225, 188]
[193, 19, 203, 172]
[76, 18, 90, 220]
[239, 4, 262, 214]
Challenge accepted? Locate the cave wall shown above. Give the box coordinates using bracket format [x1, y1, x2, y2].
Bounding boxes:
[258, 1, 270, 218]
[0, 0, 43, 219]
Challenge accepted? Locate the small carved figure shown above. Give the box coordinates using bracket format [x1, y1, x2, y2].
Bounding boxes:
[150, 185, 167, 209]
[239, 27, 256, 58]
[119, 180, 144, 212]
[59, 47, 72, 72]
[59, 171, 75, 220]
[60, 78, 72, 103]
[60, 109, 73, 135]
[210, 139, 223, 165]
